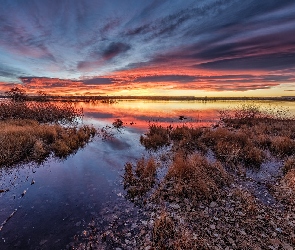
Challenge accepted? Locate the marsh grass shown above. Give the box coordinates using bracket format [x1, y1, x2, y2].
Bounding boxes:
[123, 104, 295, 249]
[152, 211, 176, 249]
[0, 100, 82, 124]
[123, 157, 157, 200]
[140, 124, 170, 150]
[232, 188, 258, 215]
[0, 119, 96, 167]
[158, 153, 229, 202]
[0, 94, 97, 167]
[219, 103, 291, 128]
[140, 104, 295, 168]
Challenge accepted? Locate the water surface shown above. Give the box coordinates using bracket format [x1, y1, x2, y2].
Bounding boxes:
[1, 100, 295, 249]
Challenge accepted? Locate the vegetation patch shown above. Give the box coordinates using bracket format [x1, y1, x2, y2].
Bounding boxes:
[0, 101, 82, 124]
[120, 104, 295, 249]
[123, 157, 157, 200]
[0, 119, 96, 167]
[157, 153, 229, 202]
[140, 124, 170, 150]
[0, 88, 96, 167]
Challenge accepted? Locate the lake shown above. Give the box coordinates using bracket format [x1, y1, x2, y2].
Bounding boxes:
[1, 100, 294, 249]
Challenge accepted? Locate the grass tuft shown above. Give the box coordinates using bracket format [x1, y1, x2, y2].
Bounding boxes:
[152, 211, 176, 249]
[159, 153, 229, 202]
[140, 124, 170, 150]
[123, 157, 157, 200]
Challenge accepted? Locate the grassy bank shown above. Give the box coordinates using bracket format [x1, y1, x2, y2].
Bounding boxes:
[122, 104, 295, 249]
[0, 92, 96, 167]
[0, 119, 96, 167]
[0, 100, 82, 124]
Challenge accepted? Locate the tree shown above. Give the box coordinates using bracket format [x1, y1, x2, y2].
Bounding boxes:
[5, 87, 27, 102]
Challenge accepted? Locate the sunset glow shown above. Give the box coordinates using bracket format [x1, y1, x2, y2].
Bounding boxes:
[0, 0, 294, 97]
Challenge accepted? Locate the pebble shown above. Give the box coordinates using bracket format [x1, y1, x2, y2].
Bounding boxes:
[210, 201, 217, 208]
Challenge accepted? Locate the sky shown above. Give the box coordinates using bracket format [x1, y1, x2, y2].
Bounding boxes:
[0, 0, 295, 97]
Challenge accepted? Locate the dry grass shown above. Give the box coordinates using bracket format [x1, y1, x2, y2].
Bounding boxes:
[152, 211, 176, 249]
[0, 119, 96, 167]
[232, 188, 258, 215]
[140, 124, 170, 150]
[270, 136, 295, 157]
[121, 104, 295, 249]
[200, 127, 265, 168]
[0, 100, 82, 124]
[283, 156, 295, 174]
[170, 126, 206, 154]
[158, 153, 229, 202]
[123, 157, 157, 200]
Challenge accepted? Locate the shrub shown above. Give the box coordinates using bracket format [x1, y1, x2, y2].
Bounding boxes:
[112, 119, 124, 129]
[140, 124, 170, 150]
[5, 87, 27, 102]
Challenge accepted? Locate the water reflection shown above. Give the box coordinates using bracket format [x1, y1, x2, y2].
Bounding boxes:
[81, 99, 295, 129]
[1, 100, 295, 249]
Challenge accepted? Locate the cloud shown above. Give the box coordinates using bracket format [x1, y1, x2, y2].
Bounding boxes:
[0, 0, 295, 94]
[82, 77, 113, 85]
[135, 75, 196, 83]
[20, 77, 83, 88]
[102, 42, 131, 60]
[197, 52, 295, 71]
[0, 63, 27, 81]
